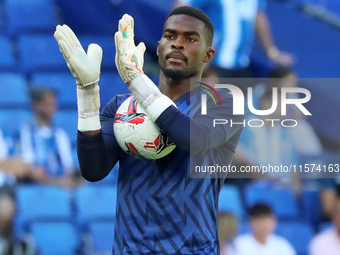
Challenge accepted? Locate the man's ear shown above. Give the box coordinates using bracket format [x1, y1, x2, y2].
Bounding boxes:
[156, 41, 160, 56]
[204, 48, 215, 63]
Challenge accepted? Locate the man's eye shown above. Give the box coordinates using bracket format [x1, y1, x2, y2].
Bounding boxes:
[187, 38, 197, 42]
[165, 34, 174, 39]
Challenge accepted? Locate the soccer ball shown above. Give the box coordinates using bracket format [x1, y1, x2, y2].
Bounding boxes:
[113, 95, 176, 160]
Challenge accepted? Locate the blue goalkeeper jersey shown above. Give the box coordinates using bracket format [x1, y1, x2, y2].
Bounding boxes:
[78, 86, 244, 254]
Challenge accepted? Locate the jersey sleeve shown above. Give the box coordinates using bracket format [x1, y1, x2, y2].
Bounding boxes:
[155, 90, 245, 155]
[77, 95, 126, 182]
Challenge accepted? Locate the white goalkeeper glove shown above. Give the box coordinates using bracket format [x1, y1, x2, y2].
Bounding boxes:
[114, 14, 146, 84]
[54, 24, 103, 132]
[115, 14, 176, 121]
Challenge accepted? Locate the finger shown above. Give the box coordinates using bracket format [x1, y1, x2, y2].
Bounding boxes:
[119, 17, 134, 52]
[56, 25, 75, 49]
[87, 43, 103, 64]
[122, 14, 135, 50]
[63, 24, 84, 51]
[54, 30, 74, 53]
[118, 18, 128, 38]
[136, 42, 146, 55]
[135, 42, 146, 70]
[114, 31, 125, 56]
[58, 39, 72, 59]
[123, 14, 134, 37]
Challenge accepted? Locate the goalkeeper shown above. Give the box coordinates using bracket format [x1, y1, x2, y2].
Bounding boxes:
[55, 6, 244, 254]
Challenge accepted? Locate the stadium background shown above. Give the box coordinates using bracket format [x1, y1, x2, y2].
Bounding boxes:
[0, 0, 339, 254]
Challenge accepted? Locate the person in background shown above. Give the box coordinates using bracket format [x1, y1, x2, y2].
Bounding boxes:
[309, 200, 340, 255]
[219, 212, 238, 255]
[18, 87, 82, 188]
[235, 203, 296, 255]
[0, 127, 43, 254]
[175, 0, 294, 83]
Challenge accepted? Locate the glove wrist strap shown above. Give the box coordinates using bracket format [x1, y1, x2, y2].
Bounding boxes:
[129, 74, 176, 122]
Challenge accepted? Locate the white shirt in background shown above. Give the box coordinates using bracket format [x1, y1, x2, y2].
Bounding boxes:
[309, 228, 340, 255]
[234, 233, 296, 255]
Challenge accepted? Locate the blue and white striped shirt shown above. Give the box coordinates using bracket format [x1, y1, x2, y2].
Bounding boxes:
[181, 0, 266, 68]
[19, 120, 74, 177]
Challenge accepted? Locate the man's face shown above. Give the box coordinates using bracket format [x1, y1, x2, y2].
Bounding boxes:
[157, 14, 213, 80]
[250, 215, 276, 238]
[33, 92, 57, 120]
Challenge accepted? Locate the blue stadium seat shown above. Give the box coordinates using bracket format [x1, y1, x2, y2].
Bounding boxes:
[301, 188, 323, 225]
[78, 36, 116, 72]
[14, 185, 72, 240]
[31, 222, 81, 255]
[54, 110, 78, 147]
[275, 222, 314, 255]
[74, 186, 117, 229]
[19, 35, 68, 74]
[238, 222, 251, 235]
[88, 221, 114, 254]
[6, 0, 57, 38]
[219, 185, 245, 220]
[72, 148, 80, 170]
[0, 73, 29, 108]
[0, 110, 32, 136]
[31, 73, 77, 108]
[319, 222, 334, 232]
[0, 36, 15, 70]
[99, 73, 130, 106]
[244, 184, 299, 220]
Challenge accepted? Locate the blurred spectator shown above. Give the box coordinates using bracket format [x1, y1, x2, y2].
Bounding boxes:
[235, 87, 301, 192]
[264, 67, 339, 220]
[309, 200, 340, 255]
[234, 203, 296, 255]
[255, 67, 323, 160]
[219, 212, 238, 255]
[0, 127, 43, 254]
[18, 87, 82, 188]
[175, 0, 294, 84]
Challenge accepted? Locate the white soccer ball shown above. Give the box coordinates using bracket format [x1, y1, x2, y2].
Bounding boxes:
[113, 95, 176, 160]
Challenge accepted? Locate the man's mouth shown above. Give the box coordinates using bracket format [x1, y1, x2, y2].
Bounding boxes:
[166, 52, 187, 63]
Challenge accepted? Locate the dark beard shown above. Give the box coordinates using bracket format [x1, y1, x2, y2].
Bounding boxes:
[161, 67, 198, 81]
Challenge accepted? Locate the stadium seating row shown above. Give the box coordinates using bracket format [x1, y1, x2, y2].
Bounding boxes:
[219, 184, 323, 224]
[0, 34, 118, 74]
[14, 185, 116, 254]
[0, 72, 129, 109]
[13, 184, 325, 255]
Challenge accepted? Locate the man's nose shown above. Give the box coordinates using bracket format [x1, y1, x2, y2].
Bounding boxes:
[171, 37, 185, 50]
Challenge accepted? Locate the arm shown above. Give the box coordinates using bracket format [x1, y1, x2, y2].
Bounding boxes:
[0, 159, 31, 178]
[54, 25, 119, 182]
[77, 98, 123, 181]
[255, 11, 294, 66]
[154, 102, 241, 155]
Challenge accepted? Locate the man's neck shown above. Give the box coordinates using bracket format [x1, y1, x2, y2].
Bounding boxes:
[158, 72, 201, 101]
[36, 116, 51, 127]
[253, 233, 268, 245]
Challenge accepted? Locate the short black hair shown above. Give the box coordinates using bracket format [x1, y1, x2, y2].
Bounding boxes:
[165, 6, 214, 47]
[30, 86, 57, 103]
[250, 203, 273, 218]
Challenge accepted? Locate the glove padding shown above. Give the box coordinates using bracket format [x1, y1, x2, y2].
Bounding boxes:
[54, 24, 103, 88]
[115, 14, 146, 84]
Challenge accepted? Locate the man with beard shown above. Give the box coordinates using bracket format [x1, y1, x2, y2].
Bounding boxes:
[54, 6, 244, 254]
